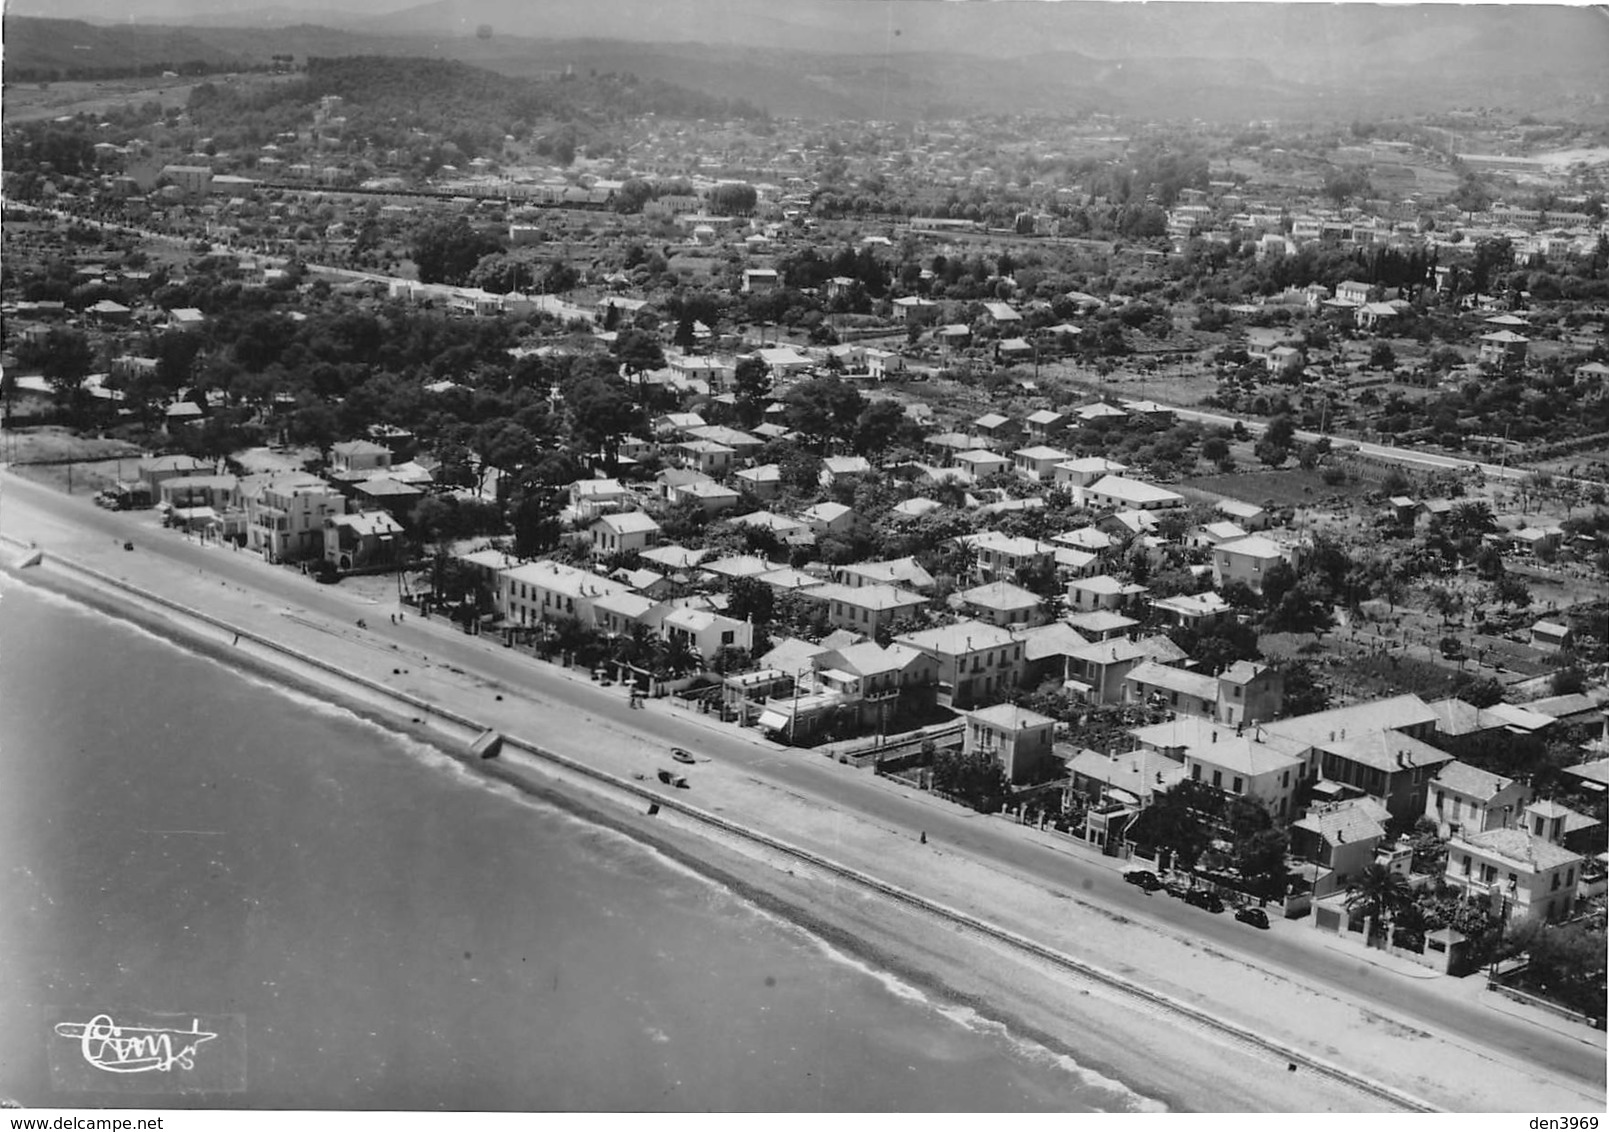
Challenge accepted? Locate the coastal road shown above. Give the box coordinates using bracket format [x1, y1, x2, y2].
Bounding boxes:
[2, 470, 1603, 1096]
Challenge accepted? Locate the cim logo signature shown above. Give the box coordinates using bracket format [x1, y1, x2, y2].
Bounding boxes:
[54, 1015, 218, 1075]
[47, 1009, 245, 1094]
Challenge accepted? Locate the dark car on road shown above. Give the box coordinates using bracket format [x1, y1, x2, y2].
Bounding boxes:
[1235, 906, 1270, 929]
[1185, 889, 1225, 913]
[1122, 869, 1162, 891]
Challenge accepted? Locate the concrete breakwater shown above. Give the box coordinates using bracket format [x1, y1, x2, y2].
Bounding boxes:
[2, 538, 1435, 1112]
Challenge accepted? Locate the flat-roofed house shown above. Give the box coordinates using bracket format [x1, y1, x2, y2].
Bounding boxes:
[247, 477, 346, 562]
[167, 307, 206, 333]
[964, 703, 1057, 784]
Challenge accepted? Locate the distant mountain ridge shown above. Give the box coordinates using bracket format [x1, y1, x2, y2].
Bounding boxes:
[4, 3, 1607, 123]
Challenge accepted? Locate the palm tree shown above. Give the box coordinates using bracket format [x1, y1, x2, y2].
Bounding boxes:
[655, 635, 701, 678]
[1344, 864, 1413, 938]
[1447, 500, 1496, 538]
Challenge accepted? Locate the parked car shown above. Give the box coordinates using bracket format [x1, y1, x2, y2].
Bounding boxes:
[1185, 889, 1225, 913]
[1235, 906, 1270, 929]
[1122, 869, 1162, 891]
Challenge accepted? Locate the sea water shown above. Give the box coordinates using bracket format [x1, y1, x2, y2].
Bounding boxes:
[0, 577, 1154, 1111]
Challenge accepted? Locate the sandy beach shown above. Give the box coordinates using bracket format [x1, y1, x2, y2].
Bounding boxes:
[2, 467, 1603, 1113]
